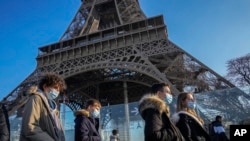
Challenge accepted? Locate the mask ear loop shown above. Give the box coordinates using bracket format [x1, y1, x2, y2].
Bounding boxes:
[193, 93, 200, 116]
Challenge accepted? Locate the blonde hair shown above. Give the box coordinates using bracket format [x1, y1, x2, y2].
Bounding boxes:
[176, 92, 204, 124]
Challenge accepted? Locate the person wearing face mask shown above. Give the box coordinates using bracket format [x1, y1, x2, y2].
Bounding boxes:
[138, 83, 185, 141]
[171, 92, 211, 141]
[74, 99, 102, 141]
[20, 73, 67, 141]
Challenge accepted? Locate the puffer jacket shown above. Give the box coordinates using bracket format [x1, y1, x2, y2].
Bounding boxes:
[171, 111, 211, 141]
[139, 94, 185, 141]
[74, 109, 101, 141]
[20, 86, 65, 141]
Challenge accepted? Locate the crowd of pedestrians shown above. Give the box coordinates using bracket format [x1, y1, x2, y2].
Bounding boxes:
[0, 72, 239, 141]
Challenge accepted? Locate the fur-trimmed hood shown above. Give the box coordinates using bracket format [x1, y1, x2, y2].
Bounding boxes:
[27, 86, 45, 97]
[171, 111, 203, 126]
[20, 86, 65, 141]
[27, 86, 49, 103]
[139, 94, 170, 116]
[74, 109, 90, 117]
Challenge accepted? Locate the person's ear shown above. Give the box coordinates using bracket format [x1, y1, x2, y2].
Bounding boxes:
[43, 84, 48, 91]
[181, 100, 185, 106]
[156, 91, 161, 96]
[87, 105, 92, 111]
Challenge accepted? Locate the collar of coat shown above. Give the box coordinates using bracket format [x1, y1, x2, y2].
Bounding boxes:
[74, 109, 90, 117]
[27, 86, 47, 100]
[171, 111, 203, 126]
[27, 85, 58, 112]
[139, 94, 170, 116]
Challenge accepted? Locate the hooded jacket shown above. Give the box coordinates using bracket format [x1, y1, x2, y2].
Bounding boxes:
[171, 111, 211, 141]
[20, 86, 65, 141]
[138, 94, 185, 141]
[74, 109, 101, 141]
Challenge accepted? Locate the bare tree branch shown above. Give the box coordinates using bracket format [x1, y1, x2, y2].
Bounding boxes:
[226, 53, 250, 87]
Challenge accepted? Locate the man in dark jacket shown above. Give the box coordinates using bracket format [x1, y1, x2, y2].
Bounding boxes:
[210, 115, 229, 141]
[0, 102, 10, 141]
[138, 83, 185, 141]
[74, 99, 102, 141]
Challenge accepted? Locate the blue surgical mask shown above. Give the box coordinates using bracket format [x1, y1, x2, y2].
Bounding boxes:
[187, 101, 196, 109]
[48, 88, 60, 100]
[91, 109, 100, 118]
[165, 93, 173, 104]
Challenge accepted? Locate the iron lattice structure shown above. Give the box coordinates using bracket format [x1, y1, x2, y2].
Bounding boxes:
[2, 0, 235, 115]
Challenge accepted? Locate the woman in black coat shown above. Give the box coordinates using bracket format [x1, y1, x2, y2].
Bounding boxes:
[171, 92, 211, 141]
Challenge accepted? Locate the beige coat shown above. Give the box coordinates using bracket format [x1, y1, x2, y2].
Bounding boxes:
[20, 86, 65, 141]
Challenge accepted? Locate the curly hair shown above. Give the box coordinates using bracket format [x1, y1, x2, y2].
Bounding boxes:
[38, 72, 66, 91]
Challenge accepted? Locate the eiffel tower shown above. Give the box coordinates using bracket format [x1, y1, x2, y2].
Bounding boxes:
[2, 0, 235, 116]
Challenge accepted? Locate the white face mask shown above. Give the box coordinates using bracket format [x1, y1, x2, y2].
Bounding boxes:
[48, 88, 60, 100]
[187, 101, 196, 109]
[91, 109, 100, 118]
[165, 93, 173, 104]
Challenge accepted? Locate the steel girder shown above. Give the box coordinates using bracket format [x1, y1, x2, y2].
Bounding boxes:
[2, 1, 236, 115]
[60, 0, 146, 40]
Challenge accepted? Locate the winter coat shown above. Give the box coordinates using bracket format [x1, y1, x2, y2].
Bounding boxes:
[20, 86, 65, 141]
[74, 109, 101, 141]
[209, 121, 229, 141]
[171, 111, 211, 141]
[110, 134, 119, 141]
[138, 94, 185, 141]
[0, 104, 10, 141]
